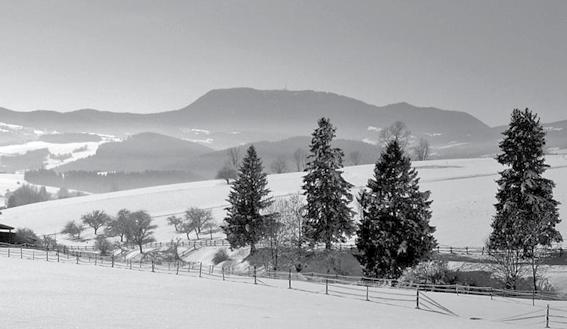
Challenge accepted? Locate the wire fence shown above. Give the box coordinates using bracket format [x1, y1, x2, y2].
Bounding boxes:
[62, 239, 565, 260]
[1, 243, 566, 328]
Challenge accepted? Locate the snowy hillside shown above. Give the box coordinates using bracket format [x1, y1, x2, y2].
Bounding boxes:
[2, 255, 565, 329]
[3, 155, 567, 247]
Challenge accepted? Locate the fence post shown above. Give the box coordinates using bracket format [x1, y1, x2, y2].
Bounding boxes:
[112, 255, 115, 268]
[416, 288, 420, 309]
[222, 267, 225, 281]
[20, 247, 23, 259]
[130, 260, 132, 270]
[532, 289, 535, 306]
[490, 287, 493, 300]
[288, 269, 292, 289]
[7, 248, 10, 258]
[254, 266, 257, 285]
[366, 284, 369, 301]
[325, 279, 329, 295]
[57, 251, 60, 262]
[76, 255, 79, 264]
[199, 262, 202, 278]
[46, 249, 48, 261]
[546, 304, 550, 328]
[95, 256, 97, 265]
[33, 250, 35, 260]
[176, 261, 180, 275]
[152, 260, 155, 272]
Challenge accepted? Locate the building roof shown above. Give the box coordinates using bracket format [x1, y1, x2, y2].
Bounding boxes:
[0, 223, 14, 230]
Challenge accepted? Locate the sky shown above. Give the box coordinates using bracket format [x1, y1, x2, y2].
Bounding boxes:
[0, 0, 565, 126]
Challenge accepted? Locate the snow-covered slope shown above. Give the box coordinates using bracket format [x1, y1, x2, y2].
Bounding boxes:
[2, 256, 563, 329]
[3, 155, 567, 247]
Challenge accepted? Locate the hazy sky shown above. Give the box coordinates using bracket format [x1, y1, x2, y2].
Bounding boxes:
[0, 0, 565, 126]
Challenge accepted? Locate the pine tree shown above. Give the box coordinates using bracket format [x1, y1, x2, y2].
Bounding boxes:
[222, 145, 273, 255]
[302, 117, 354, 250]
[489, 108, 561, 290]
[355, 140, 436, 279]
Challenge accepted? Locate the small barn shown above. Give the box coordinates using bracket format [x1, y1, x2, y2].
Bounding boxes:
[0, 223, 15, 244]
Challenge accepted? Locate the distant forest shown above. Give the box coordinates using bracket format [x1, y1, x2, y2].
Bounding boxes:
[25, 169, 201, 193]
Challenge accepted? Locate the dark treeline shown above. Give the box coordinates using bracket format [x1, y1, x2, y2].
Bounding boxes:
[25, 169, 200, 193]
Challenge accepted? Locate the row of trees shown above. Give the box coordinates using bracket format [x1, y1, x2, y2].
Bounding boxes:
[61, 209, 157, 253]
[166, 207, 215, 240]
[221, 117, 436, 278]
[25, 169, 198, 193]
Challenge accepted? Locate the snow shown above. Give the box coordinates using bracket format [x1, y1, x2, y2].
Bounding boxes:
[1, 255, 558, 329]
[2, 155, 567, 248]
[191, 128, 211, 135]
[0, 140, 112, 169]
[184, 137, 215, 144]
[0, 121, 24, 130]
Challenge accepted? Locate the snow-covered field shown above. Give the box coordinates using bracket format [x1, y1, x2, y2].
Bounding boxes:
[3, 155, 567, 248]
[2, 255, 564, 329]
[0, 137, 116, 169]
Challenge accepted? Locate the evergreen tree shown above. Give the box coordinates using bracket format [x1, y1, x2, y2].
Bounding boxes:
[302, 117, 354, 250]
[355, 140, 436, 279]
[488, 108, 561, 289]
[222, 145, 273, 255]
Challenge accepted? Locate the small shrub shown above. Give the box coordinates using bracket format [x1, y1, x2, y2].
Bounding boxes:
[14, 228, 40, 246]
[399, 260, 452, 284]
[212, 249, 231, 265]
[95, 236, 114, 256]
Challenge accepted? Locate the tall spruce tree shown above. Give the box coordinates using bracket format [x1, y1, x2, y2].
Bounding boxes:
[355, 140, 436, 279]
[302, 117, 354, 250]
[489, 108, 561, 290]
[222, 145, 273, 255]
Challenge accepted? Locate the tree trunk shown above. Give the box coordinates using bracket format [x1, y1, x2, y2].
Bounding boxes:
[250, 243, 256, 255]
[531, 248, 538, 292]
[138, 243, 143, 254]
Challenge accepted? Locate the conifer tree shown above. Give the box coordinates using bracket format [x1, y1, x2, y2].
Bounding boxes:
[222, 145, 273, 255]
[355, 140, 436, 278]
[302, 118, 354, 250]
[489, 108, 561, 290]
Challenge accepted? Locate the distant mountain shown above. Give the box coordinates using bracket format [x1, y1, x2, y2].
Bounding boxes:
[2, 88, 566, 157]
[0, 88, 497, 149]
[58, 132, 213, 173]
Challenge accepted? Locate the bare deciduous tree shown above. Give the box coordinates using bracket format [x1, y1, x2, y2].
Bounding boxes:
[379, 121, 411, 148]
[81, 210, 111, 235]
[184, 207, 214, 239]
[349, 150, 361, 165]
[489, 248, 528, 290]
[227, 146, 242, 168]
[106, 209, 130, 242]
[293, 148, 306, 172]
[166, 215, 184, 233]
[216, 165, 237, 184]
[413, 138, 430, 161]
[270, 156, 288, 174]
[61, 220, 85, 241]
[125, 210, 156, 253]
